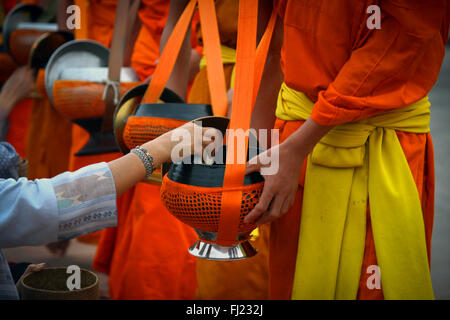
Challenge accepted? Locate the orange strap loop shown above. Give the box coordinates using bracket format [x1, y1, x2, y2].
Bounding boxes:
[123, 116, 187, 149]
[141, 0, 197, 104]
[216, 2, 276, 246]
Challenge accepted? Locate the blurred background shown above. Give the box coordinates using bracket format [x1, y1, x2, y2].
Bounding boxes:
[428, 43, 450, 299]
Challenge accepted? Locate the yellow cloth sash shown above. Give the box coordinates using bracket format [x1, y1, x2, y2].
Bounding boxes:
[276, 83, 434, 300]
[199, 45, 236, 87]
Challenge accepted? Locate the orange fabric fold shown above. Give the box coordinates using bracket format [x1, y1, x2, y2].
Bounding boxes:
[26, 70, 72, 180]
[276, 0, 448, 126]
[5, 98, 33, 158]
[0, 53, 18, 84]
[131, 0, 170, 80]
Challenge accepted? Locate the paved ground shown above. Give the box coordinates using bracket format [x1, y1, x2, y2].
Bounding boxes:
[429, 46, 450, 299]
[3, 47, 450, 300]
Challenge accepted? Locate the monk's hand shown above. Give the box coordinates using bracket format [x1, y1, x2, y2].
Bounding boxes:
[244, 118, 332, 226]
[244, 140, 305, 226]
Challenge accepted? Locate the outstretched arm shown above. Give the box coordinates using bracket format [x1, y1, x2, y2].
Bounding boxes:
[0, 122, 215, 248]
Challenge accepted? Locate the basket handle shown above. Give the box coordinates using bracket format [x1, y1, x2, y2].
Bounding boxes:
[216, 2, 277, 246]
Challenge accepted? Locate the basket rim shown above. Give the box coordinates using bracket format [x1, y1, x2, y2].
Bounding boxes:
[21, 267, 99, 294]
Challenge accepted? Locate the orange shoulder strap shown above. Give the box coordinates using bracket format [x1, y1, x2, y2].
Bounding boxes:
[216, 0, 258, 246]
[141, 0, 227, 118]
[140, 0, 197, 104]
[216, 3, 276, 246]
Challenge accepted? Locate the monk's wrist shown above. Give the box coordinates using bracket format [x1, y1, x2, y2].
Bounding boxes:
[285, 118, 333, 156]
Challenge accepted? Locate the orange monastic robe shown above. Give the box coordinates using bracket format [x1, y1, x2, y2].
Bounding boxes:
[5, 99, 32, 158]
[130, 0, 169, 80]
[270, 0, 448, 299]
[2, 0, 35, 158]
[93, 0, 198, 300]
[26, 70, 72, 180]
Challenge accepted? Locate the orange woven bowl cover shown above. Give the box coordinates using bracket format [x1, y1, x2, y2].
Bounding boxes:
[122, 102, 212, 149]
[160, 145, 264, 234]
[52, 80, 139, 120]
[161, 177, 263, 234]
[123, 116, 187, 150]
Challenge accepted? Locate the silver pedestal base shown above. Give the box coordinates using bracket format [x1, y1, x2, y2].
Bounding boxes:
[188, 239, 257, 261]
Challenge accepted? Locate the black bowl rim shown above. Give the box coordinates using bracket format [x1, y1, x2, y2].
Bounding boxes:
[134, 103, 213, 121]
[166, 145, 265, 188]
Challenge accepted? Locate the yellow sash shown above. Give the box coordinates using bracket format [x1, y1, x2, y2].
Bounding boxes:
[199, 45, 236, 87]
[276, 83, 434, 300]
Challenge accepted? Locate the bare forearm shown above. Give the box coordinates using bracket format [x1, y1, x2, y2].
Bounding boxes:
[283, 117, 334, 157]
[251, 15, 284, 144]
[108, 153, 145, 196]
[0, 90, 18, 116]
[160, 0, 191, 100]
[107, 139, 167, 196]
[251, 53, 283, 134]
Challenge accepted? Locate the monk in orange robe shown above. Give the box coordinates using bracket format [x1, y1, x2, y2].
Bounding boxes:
[244, 0, 450, 300]
[130, 0, 169, 80]
[26, 70, 73, 180]
[92, 0, 198, 299]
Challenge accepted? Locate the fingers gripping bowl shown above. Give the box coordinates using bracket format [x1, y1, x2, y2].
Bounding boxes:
[160, 116, 265, 260]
